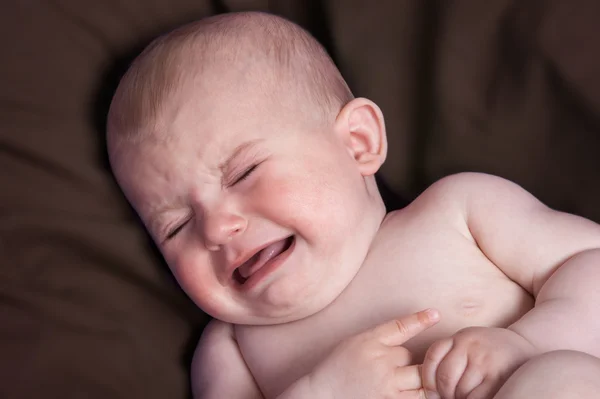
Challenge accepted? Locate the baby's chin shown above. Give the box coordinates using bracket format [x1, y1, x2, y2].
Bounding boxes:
[222, 284, 352, 326]
[227, 308, 325, 326]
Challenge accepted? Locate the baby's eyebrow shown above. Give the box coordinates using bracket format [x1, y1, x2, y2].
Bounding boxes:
[219, 139, 265, 171]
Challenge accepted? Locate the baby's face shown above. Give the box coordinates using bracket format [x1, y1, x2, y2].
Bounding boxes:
[113, 86, 379, 325]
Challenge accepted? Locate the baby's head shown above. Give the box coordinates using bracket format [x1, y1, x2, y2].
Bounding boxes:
[107, 12, 388, 325]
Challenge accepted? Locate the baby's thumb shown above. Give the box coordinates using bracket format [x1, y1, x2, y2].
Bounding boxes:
[375, 309, 440, 347]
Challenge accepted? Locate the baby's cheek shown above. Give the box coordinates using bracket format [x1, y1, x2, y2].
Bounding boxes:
[253, 160, 355, 233]
[166, 248, 214, 300]
[265, 173, 331, 212]
[253, 169, 300, 206]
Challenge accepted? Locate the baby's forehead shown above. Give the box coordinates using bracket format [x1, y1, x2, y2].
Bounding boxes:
[148, 106, 269, 161]
[163, 77, 312, 135]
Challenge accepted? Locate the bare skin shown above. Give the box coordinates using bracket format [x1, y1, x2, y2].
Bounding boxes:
[108, 12, 600, 399]
[193, 172, 600, 399]
[233, 183, 533, 397]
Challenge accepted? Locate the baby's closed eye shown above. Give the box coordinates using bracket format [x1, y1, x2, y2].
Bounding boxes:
[166, 219, 191, 240]
[230, 164, 259, 186]
[162, 212, 194, 242]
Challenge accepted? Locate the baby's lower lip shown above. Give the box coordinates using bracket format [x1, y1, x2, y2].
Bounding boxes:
[236, 235, 295, 289]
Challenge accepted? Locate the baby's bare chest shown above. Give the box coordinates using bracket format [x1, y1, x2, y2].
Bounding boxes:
[236, 226, 534, 398]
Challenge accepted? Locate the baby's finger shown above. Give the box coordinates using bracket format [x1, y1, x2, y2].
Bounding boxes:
[455, 362, 485, 398]
[388, 345, 414, 367]
[393, 365, 423, 391]
[421, 337, 453, 398]
[435, 348, 467, 399]
[375, 309, 440, 347]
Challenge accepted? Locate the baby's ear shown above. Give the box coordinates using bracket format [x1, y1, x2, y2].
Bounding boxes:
[334, 98, 387, 176]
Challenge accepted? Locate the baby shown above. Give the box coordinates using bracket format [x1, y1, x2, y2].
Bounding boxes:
[107, 11, 600, 399]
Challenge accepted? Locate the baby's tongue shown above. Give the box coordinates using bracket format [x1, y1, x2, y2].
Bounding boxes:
[238, 239, 288, 279]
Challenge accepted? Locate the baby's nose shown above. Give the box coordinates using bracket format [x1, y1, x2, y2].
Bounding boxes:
[202, 211, 247, 250]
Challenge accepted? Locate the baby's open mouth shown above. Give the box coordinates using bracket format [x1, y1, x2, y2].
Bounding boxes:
[233, 236, 295, 284]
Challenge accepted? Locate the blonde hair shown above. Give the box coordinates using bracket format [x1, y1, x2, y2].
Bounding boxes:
[107, 11, 353, 149]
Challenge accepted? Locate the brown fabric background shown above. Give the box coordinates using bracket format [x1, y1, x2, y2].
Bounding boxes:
[1, 1, 599, 398]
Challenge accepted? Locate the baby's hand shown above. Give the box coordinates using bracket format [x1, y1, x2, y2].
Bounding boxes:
[421, 327, 536, 399]
[309, 309, 440, 399]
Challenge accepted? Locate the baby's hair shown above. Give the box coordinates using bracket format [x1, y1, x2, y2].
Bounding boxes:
[107, 11, 354, 148]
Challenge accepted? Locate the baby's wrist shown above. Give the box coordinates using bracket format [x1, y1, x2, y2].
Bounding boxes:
[506, 325, 541, 358]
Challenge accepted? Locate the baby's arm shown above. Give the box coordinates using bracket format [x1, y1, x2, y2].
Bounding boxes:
[460, 172, 600, 355]
[420, 173, 600, 398]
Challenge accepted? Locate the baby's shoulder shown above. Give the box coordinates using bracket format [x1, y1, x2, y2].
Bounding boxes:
[385, 172, 519, 232]
[409, 172, 518, 211]
[191, 320, 263, 397]
[192, 319, 234, 367]
[421, 172, 510, 198]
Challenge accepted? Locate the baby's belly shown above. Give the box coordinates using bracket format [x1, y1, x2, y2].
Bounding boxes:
[236, 275, 534, 398]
